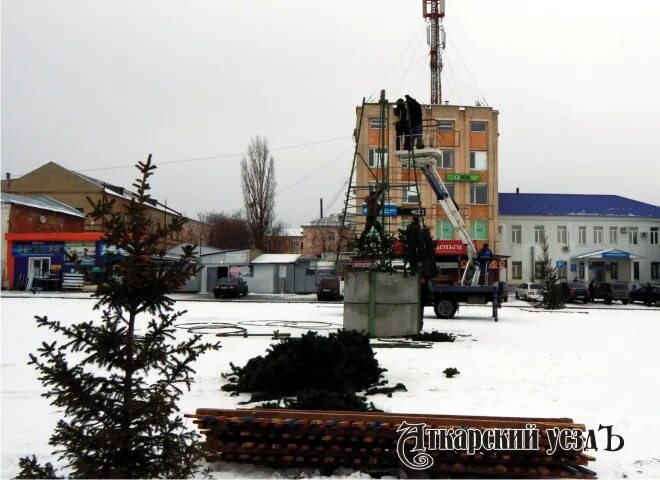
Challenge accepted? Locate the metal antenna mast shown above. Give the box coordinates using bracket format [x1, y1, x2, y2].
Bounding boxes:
[423, 0, 446, 105]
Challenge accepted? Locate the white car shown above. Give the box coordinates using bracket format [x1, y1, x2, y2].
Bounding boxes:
[515, 282, 544, 301]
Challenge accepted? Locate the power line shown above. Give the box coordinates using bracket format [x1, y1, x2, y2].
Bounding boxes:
[276, 147, 354, 195]
[76, 136, 352, 173]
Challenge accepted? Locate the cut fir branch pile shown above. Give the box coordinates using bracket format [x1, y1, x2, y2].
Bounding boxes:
[221, 330, 404, 411]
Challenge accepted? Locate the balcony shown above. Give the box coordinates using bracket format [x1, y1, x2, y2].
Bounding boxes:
[395, 119, 458, 167]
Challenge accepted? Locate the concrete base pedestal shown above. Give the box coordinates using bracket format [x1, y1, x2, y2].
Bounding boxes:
[343, 271, 420, 337]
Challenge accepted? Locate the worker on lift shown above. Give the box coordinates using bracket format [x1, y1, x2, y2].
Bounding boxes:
[394, 98, 409, 150]
[405, 94, 424, 149]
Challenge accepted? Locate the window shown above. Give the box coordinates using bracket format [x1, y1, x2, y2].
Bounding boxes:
[369, 118, 384, 129]
[292, 240, 300, 248]
[593, 226, 603, 244]
[610, 263, 618, 280]
[609, 226, 618, 244]
[651, 227, 659, 245]
[534, 226, 546, 244]
[579, 262, 585, 279]
[403, 185, 419, 203]
[534, 261, 545, 279]
[306, 268, 316, 276]
[557, 226, 567, 244]
[438, 120, 454, 131]
[633, 261, 639, 280]
[578, 226, 587, 245]
[470, 219, 488, 240]
[652, 262, 660, 280]
[470, 184, 488, 204]
[511, 225, 522, 244]
[435, 150, 454, 168]
[436, 219, 454, 240]
[511, 261, 522, 280]
[469, 151, 488, 170]
[368, 148, 388, 167]
[437, 183, 455, 200]
[629, 227, 639, 245]
[327, 232, 336, 241]
[470, 121, 487, 132]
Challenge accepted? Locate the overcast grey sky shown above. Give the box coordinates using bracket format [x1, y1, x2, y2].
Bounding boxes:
[2, 0, 659, 228]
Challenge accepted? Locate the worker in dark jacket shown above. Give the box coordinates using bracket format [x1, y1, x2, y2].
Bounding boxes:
[399, 216, 422, 272]
[405, 94, 424, 149]
[394, 98, 409, 150]
[358, 187, 384, 249]
[477, 243, 493, 284]
[645, 282, 654, 306]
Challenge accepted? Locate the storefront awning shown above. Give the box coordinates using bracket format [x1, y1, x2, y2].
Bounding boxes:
[572, 248, 644, 260]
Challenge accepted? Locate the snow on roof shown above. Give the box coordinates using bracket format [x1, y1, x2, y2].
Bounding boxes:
[573, 248, 644, 260]
[499, 193, 660, 218]
[251, 254, 301, 264]
[283, 228, 303, 237]
[1, 193, 86, 218]
[102, 187, 182, 216]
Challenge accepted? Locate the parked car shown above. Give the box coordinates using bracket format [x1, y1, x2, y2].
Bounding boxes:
[630, 284, 660, 306]
[590, 282, 630, 305]
[515, 282, 544, 301]
[559, 281, 589, 303]
[213, 277, 248, 298]
[316, 277, 341, 301]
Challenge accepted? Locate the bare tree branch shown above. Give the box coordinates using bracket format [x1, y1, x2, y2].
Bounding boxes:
[241, 136, 277, 250]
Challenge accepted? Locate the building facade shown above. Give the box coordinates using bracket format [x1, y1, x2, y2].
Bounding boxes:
[1, 193, 94, 289]
[498, 193, 660, 285]
[301, 214, 348, 260]
[354, 100, 499, 252]
[2, 162, 205, 248]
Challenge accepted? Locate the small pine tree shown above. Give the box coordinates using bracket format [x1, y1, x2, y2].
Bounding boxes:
[536, 235, 565, 309]
[21, 156, 220, 478]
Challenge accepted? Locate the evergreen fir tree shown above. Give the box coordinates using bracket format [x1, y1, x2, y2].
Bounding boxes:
[536, 235, 565, 310]
[20, 156, 220, 478]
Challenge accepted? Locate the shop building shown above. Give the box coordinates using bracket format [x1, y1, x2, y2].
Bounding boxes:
[498, 193, 660, 285]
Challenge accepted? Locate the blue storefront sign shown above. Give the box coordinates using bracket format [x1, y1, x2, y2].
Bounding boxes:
[602, 251, 630, 259]
[570, 264, 577, 272]
[360, 203, 398, 217]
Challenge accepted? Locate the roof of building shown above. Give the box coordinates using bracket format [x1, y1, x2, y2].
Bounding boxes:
[573, 248, 644, 260]
[166, 243, 226, 257]
[1, 193, 86, 218]
[282, 228, 303, 237]
[252, 254, 301, 264]
[499, 193, 660, 218]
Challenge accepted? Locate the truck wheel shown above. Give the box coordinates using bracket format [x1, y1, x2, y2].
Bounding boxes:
[604, 296, 612, 305]
[622, 300, 629, 305]
[434, 299, 457, 319]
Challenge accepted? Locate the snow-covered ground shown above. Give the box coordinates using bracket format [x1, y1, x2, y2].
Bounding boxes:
[2, 293, 659, 478]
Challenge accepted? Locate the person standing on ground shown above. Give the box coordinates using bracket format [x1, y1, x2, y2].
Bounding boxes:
[405, 94, 424, 149]
[359, 187, 384, 249]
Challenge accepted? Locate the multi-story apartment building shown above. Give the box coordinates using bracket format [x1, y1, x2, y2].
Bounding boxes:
[498, 193, 660, 284]
[354, 100, 499, 252]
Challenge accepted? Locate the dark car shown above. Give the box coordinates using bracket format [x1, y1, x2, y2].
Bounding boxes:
[630, 284, 660, 306]
[559, 281, 589, 303]
[590, 282, 630, 305]
[213, 277, 248, 298]
[316, 277, 340, 301]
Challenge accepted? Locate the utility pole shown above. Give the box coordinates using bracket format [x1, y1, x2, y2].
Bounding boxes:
[423, 0, 446, 104]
